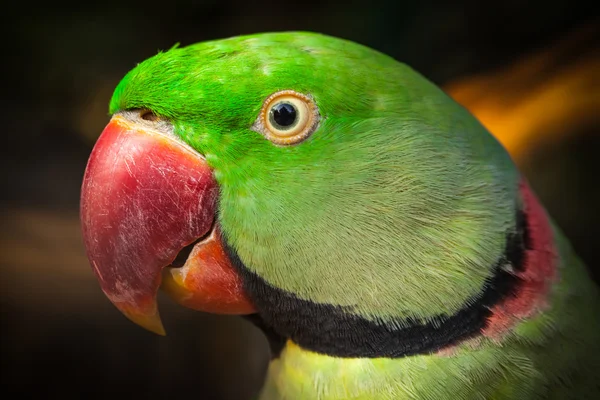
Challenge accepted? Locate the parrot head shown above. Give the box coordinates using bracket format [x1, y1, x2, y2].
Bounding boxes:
[81, 32, 520, 356]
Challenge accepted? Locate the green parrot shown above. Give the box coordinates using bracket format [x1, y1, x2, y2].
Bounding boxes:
[80, 32, 600, 399]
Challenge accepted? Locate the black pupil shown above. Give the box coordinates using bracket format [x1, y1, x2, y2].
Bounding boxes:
[271, 102, 297, 128]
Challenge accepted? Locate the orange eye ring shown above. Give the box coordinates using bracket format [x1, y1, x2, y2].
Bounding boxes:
[254, 90, 320, 145]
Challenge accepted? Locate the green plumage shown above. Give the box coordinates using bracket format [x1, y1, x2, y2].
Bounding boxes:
[261, 228, 600, 399]
[109, 32, 600, 399]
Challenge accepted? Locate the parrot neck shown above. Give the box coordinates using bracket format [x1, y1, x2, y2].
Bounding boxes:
[482, 180, 558, 337]
[229, 179, 557, 359]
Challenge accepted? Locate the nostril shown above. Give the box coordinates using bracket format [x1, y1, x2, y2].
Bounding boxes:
[140, 110, 159, 122]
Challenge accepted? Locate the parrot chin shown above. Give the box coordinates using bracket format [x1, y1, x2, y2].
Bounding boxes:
[80, 112, 255, 336]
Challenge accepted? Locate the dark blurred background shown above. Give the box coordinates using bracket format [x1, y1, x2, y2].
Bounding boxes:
[2, 1, 598, 398]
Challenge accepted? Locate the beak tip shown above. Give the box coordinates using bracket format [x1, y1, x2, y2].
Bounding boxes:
[121, 307, 167, 336]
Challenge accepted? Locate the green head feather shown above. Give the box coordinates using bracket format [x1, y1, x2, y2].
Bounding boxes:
[109, 31, 518, 324]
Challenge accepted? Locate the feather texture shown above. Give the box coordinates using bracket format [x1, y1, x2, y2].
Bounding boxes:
[109, 32, 600, 399]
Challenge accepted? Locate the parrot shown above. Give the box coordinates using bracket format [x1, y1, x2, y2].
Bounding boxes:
[80, 32, 600, 399]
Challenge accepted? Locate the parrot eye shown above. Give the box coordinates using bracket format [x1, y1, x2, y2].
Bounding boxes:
[254, 90, 320, 145]
[270, 102, 297, 129]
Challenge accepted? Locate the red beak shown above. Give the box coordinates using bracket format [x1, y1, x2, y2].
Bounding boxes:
[80, 114, 253, 335]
